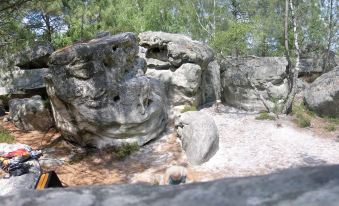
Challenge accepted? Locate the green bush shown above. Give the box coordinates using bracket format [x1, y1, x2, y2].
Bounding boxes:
[106, 143, 140, 159]
[296, 113, 311, 128]
[0, 126, 14, 143]
[255, 112, 276, 120]
[181, 105, 197, 113]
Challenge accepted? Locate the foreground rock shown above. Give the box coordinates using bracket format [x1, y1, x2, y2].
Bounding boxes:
[46, 33, 167, 148]
[0, 144, 41, 196]
[304, 66, 339, 118]
[175, 111, 218, 165]
[9, 95, 54, 131]
[220, 57, 289, 111]
[139, 32, 217, 107]
[2, 165, 339, 205]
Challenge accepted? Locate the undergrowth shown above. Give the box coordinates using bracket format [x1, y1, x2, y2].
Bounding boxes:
[181, 105, 197, 113]
[0, 126, 14, 143]
[292, 103, 312, 128]
[255, 112, 276, 120]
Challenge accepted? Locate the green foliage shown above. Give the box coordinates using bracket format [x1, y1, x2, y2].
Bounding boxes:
[181, 105, 198, 113]
[0, 126, 14, 143]
[295, 113, 311, 128]
[255, 112, 276, 120]
[324, 124, 336, 132]
[109, 143, 140, 160]
[292, 102, 312, 128]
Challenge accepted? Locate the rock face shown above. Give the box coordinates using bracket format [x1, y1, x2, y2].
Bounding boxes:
[0, 67, 48, 94]
[46, 33, 167, 148]
[0, 143, 41, 196]
[2, 165, 339, 205]
[220, 57, 289, 111]
[15, 43, 54, 69]
[304, 66, 339, 118]
[299, 50, 337, 78]
[175, 111, 218, 165]
[139, 32, 216, 107]
[9, 95, 54, 131]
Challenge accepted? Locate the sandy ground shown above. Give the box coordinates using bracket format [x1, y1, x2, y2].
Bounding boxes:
[194, 105, 339, 180]
[0, 105, 338, 186]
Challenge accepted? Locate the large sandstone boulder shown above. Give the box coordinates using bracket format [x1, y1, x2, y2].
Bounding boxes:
[0, 67, 48, 94]
[1, 165, 339, 205]
[0, 143, 41, 196]
[139, 32, 217, 107]
[46, 33, 167, 148]
[304, 67, 339, 118]
[9, 95, 54, 131]
[175, 111, 219, 165]
[220, 57, 289, 111]
[15, 43, 54, 69]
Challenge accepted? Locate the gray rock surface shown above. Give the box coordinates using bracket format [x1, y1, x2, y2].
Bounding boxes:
[46, 33, 167, 148]
[1, 165, 339, 205]
[9, 95, 54, 131]
[139, 32, 217, 107]
[15, 43, 54, 69]
[0, 67, 48, 95]
[175, 111, 219, 165]
[220, 57, 289, 111]
[299, 50, 337, 77]
[304, 66, 339, 118]
[0, 143, 41, 196]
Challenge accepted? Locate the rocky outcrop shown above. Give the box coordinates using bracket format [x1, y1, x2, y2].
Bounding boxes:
[175, 111, 218, 165]
[304, 66, 339, 118]
[46, 33, 167, 148]
[0, 144, 41, 196]
[220, 57, 289, 111]
[9, 95, 54, 131]
[139, 32, 216, 107]
[15, 43, 54, 69]
[0, 67, 48, 94]
[1, 165, 339, 205]
[299, 50, 337, 79]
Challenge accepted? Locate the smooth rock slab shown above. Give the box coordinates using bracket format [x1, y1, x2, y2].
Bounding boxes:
[1, 166, 339, 205]
[175, 111, 219, 165]
[304, 66, 339, 117]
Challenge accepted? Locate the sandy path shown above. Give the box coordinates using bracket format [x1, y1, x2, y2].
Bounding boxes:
[193, 106, 339, 179]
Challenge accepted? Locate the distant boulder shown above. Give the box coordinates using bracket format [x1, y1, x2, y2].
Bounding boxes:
[139, 32, 218, 107]
[15, 43, 54, 69]
[9, 95, 54, 131]
[220, 56, 289, 111]
[304, 66, 339, 118]
[175, 111, 219, 165]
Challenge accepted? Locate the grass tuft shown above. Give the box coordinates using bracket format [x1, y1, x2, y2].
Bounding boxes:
[181, 105, 197, 113]
[0, 126, 14, 143]
[255, 112, 276, 120]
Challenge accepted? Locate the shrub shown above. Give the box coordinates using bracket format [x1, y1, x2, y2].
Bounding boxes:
[295, 113, 311, 128]
[255, 112, 276, 120]
[108, 143, 140, 159]
[181, 105, 197, 113]
[0, 126, 14, 143]
[324, 124, 336, 132]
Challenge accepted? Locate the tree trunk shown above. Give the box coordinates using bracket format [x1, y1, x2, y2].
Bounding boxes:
[282, 0, 300, 114]
[324, 0, 334, 72]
